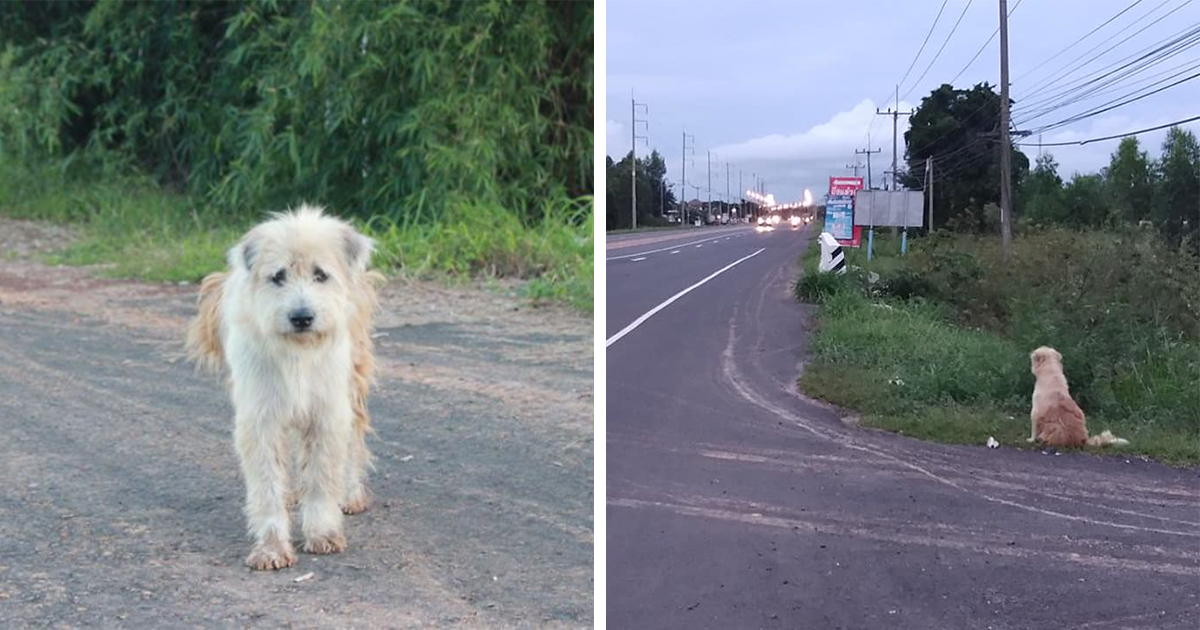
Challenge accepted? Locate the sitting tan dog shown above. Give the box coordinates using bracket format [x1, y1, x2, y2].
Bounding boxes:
[186, 205, 384, 570]
[1028, 346, 1128, 448]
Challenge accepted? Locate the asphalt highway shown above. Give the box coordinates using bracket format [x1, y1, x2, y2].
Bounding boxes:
[605, 223, 1200, 629]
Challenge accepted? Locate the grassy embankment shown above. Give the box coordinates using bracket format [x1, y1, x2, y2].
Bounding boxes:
[795, 222, 1199, 466]
[0, 162, 593, 312]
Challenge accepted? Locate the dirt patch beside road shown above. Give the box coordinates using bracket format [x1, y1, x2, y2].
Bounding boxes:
[0, 217, 594, 628]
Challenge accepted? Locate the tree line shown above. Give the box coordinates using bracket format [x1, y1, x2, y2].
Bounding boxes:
[605, 150, 677, 230]
[903, 83, 1199, 253]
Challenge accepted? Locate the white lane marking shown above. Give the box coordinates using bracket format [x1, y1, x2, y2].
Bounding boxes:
[606, 231, 747, 260]
[606, 248, 766, 348]
[631, 257, 647, 262]
[696, 244, 702, 248]
[670, 250, 680, 254]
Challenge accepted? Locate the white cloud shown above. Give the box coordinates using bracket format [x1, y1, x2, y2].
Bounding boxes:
[703, 99, 916, 201]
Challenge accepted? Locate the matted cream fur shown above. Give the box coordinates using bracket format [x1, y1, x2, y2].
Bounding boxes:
[1028, 346, 1128, 448]
[186, 204, 384, 571]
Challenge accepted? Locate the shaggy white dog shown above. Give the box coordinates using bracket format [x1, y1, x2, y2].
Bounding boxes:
[187, 205, 383, 570]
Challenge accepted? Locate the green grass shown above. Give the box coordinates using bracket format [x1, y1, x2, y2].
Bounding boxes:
[795, 227, 1200, 467]
[0, 160, 593, 311]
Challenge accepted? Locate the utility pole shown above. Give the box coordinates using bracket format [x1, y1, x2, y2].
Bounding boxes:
[681, 129, 694, 225]
[725, 162, 731, 220]
[707, 150, 713, 222]
[998, 0, 1014, 257]
[738, 170, 743, 221]
[926, 156, 934, 231]
[856, 139, 881, 189]
[631, 96, 648, 231]
[845, 161, 862, 177]
[877, 86, 913, 191]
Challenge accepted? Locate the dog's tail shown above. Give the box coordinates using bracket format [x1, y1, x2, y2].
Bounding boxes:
[185, 271, 228, 373]
[1087, 430, 1130, 447]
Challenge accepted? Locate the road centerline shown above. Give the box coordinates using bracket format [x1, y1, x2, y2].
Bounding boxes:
[606, 231, 749, 261]
[606, 248, 766, 348]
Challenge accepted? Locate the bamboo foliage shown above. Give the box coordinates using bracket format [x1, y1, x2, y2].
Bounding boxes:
[0, 0, 593, 223]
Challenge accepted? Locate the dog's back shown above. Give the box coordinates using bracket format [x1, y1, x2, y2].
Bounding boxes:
[1033, 390, 1088, 447]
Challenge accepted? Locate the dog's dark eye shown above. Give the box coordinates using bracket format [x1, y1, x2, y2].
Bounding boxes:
[270, 269, 287, 286]
[313, 267, 328, 283]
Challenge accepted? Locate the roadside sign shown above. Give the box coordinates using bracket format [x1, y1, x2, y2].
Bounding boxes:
[827, 176, 863, 247]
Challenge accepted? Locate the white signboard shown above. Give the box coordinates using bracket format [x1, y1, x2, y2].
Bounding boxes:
[854, 190, 924, 228]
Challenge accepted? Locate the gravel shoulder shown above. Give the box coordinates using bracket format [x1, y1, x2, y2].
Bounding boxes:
[0, 217, 594, 628]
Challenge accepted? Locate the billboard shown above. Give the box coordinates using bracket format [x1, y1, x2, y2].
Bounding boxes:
[854, 190, 925, 227]
[827, 176, 863, 246]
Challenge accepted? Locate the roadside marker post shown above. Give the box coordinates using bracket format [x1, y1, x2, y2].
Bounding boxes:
[819, 232, 847, 275]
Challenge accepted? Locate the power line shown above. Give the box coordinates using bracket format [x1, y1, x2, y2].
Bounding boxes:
[896, 0, 951, 93]
[1014, 24, 1200, 123]
[1017, 52, 1200, 129]
[1012, 0, 1146, 84]
[900, 0, 977, 102]
[1028, 69, 1200, 133]
[946, 0, 1025, 86]
[1016, 0, 1192, 98]
[1016, 114, 1200, 146]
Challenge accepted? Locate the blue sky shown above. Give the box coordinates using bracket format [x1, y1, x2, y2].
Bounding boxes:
[606, 0, 1200, 204]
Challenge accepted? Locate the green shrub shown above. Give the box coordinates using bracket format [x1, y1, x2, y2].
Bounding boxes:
[794, 270, 856, 304]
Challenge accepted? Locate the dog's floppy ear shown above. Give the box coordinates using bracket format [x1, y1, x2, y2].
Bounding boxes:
[342, 226, 375, 273]
[230, 230, 260, 272]
[1031, 348, 1050, 369]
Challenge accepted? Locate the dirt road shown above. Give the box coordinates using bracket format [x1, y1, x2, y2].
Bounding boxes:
[0, 219, 593, 628]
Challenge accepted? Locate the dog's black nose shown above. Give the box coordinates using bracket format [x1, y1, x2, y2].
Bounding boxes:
[289, 309, 315, 331]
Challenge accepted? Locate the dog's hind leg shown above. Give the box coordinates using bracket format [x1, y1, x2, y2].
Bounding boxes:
[342, 394, 373, 515]
[298, 404, 349, 554]
[236, 415, 297, 571]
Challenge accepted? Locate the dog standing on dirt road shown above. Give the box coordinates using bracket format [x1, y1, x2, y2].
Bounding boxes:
[186, 205, 384, 570]
[1028, 346, 1128, 448]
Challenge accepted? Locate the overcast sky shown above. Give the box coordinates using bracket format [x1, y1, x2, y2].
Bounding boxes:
[606, 0, 1200, 205]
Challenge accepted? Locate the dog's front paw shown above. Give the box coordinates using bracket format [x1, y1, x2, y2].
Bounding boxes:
[342, 488, 371, 515]
[303, 532, 347, 555]
[1026, 437, 1036, 443]
[246, 541, 298, 571]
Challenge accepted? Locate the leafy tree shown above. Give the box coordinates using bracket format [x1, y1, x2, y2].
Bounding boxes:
[1154, 127, 1200, 249]
[902, 83, 1029, 231]
[1106, 137, 1155, 224]
[1061, 173, 1110, 227]
[1021, 153, 1066, 225]
[605, 149, 676, 230]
